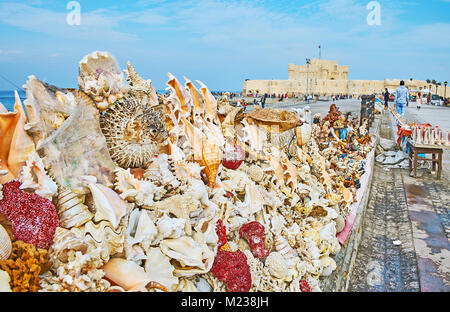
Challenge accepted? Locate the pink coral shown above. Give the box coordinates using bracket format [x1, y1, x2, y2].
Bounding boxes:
[0, 181, 60, 249]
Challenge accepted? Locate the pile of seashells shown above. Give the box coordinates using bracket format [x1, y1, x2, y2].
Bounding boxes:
[0, 51, 374, 292]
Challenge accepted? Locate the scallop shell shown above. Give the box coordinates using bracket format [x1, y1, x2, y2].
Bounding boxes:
[0, 224, 12, 260]
[56, 188, 94, 229]
[78, 51, 126, 112]
[19, 152, 57, 200]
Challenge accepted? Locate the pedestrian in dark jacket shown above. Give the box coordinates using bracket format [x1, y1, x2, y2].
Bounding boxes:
[384, 88, 389, 110]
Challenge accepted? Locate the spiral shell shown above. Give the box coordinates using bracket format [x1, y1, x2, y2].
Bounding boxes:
[0, 224, 12, 260]
[57, 188, 94, 229]
[199, 140, 222, 187]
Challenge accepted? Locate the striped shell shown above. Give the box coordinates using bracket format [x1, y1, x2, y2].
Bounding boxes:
[0, 224, 12, 260]
[57, 188, 94, 229]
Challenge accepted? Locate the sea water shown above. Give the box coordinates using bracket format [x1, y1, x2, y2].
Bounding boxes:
[0, 90, 26, 112]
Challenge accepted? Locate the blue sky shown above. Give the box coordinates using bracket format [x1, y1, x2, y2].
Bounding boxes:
[0, 0, 449, 91]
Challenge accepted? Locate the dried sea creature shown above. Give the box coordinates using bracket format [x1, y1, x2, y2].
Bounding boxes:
[100, 96, 168, 168]
[78, 51, 126, 112]
[247, 108, 301, 133]
[56, 188, 94, 229]
[0, 224, 12, 260]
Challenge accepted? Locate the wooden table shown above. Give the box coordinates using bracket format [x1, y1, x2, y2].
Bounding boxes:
[408, 140, 446, 179]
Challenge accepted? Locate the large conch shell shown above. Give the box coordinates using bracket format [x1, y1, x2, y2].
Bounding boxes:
[78, 51, 126, 112]
[296, 123, 312, 147]
[197, 129, 222, 187]
[0, 91, 36, 184]
[0, 224, 12, 260]
[197, 80, 218, 123]
[247, 108, 302, 133]
[56, 188, 94, 229]
[103, 258, 167, 292]
[19, 152, 57, 199]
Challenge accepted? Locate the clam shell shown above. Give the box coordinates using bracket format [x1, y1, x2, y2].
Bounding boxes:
[0, 224, 12, 260]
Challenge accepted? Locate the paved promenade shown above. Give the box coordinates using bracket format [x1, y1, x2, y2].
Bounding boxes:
[348, 110, 450, 292]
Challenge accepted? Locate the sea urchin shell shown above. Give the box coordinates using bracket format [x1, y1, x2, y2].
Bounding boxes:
[100, 97, 168, 168]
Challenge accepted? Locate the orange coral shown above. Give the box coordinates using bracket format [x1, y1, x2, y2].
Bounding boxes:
[0, 240, 50, 292]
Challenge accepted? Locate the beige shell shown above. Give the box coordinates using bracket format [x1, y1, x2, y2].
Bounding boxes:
[19, 151, 57, 200]
[78, 51, 125, 112]
[102, 258, 152, 292]
[57, 188, 94, 229]
[296, 123, 312, 147]
[0, 269, 12, 292]
[199, 140, 221, 187]
[0, 224, 12, 260]
[48, 227, 88, 264]
[144, 247, 179, 291]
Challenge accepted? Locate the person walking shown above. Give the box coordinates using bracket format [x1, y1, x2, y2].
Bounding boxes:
[384, 88, 389, 110]
[394, 80, 409, 119]
[261, 93, 267, 108]
[417, 92, 421, 110]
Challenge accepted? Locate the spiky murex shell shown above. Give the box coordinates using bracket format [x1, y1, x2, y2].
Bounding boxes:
[100, 97, 167, 168]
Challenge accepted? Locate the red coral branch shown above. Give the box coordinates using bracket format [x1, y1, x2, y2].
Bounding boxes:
[239, 221, 269, 259]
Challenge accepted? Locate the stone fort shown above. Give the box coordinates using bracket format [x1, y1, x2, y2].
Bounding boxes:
[242, 58, 441, 97]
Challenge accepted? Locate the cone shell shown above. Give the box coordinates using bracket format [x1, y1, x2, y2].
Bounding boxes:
[57, 188, 94, 229]
[0, 224, 12, 260]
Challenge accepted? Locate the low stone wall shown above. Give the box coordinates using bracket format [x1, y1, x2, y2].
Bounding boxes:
[320, 113, 382, 292]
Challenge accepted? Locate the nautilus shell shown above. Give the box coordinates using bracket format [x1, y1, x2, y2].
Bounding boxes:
[100, 96, 168, 169]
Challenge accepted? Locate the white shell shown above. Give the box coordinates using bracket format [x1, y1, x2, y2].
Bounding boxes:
[144, 247, 178, 291]
[265, 252, 289, 279]
[0, 269, 12, 292]
[19, 152, 58, 199]
[0, 224, 12, 260]
[85, 179, 128, 229]
[57, 188, 94, 229]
